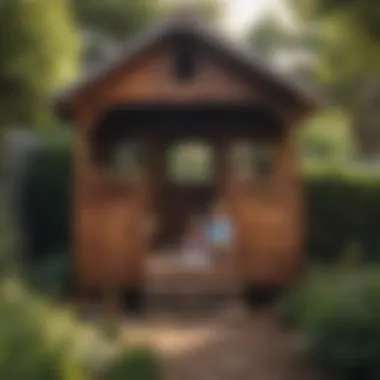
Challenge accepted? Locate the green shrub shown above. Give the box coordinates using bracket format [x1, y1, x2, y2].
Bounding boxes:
[304, 171, 380, 263]
[280, 267, 380, 380]
[0, 278, 86, 380]
[25, 248, 73, 297]
[102, 346, 163, 380]
[0, 277, 163, 380]
[19, 137, 73, 294]
[0, 201, 16, 275]
[20, 138, 72, 262]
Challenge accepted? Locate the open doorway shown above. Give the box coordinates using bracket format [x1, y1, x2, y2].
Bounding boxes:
[146, 136, 238, 300]
[156, 138, 216, 257]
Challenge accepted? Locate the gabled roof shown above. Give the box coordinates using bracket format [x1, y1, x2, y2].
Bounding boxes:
[52, 13, 322, 121]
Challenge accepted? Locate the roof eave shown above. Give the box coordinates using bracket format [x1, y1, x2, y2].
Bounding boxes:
[52, 15, 323, 123]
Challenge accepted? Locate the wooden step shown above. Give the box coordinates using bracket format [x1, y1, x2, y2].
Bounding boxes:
[145, 293, 241, 316]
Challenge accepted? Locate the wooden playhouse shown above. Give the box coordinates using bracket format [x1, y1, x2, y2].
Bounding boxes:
[53, 14, 320, 310]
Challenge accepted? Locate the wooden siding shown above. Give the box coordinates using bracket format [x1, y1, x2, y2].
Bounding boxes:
[226, 132, 304, 287]
[71, 43, 268, 130]
[71, 44, 304, 292]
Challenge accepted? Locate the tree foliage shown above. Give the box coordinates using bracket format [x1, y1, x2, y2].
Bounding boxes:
[73, 0, 221, 40]
[250, 0, 380, 157]
[73, 0, 221, 68]
[300, 0, 380, 157]
[0, 0, 79, 128]
[248, 14, 320, 81]
[249, 16, 292, 59]
[292, 0, 380, 44]
[73, 0, 161, 41]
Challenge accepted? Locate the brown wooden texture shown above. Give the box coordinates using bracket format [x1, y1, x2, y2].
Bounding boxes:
[226, 131, 304, 288]
[71, 43, 305, 292]
[71, 43, 270, 131]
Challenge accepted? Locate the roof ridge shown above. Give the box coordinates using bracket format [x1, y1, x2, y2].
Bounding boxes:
[52, 15, 323, 120]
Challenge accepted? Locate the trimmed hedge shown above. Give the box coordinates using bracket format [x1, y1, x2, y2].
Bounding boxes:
[305, 170, 380, 262]
[20, 138, 72, 262]
[279, 266, 380, 380]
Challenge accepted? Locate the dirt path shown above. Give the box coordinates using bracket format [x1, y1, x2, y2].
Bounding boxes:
[122, 304, 325, 380]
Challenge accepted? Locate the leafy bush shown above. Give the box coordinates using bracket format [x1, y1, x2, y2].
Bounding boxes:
[279, 266, 380, 380]
[25, 248, 73, 297]
[19, 136, 73, 294]
[101, 346, 163, 380]
[20, 137, 72, 262]
[0, 201, 16, 274]
[304, 171, 380, 263]
[0, 278, 86, 380]
[0, 277, 163, 380]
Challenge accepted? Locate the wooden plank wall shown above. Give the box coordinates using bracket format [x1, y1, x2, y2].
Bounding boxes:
[226, 133, 304, 288]
[71, 44, 304, 292]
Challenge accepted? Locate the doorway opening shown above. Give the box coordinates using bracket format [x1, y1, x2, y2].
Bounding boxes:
[156, 139, 217, 258]
[146, 137, 238, 300]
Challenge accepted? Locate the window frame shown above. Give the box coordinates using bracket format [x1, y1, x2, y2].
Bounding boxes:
[166, 139, 215, 186]
[229, 139, 275, 181]
[107, 139, 146, 182]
